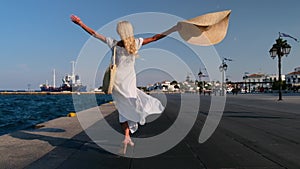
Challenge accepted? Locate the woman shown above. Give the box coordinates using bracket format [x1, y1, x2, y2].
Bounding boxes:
[71, 15, 178, 154]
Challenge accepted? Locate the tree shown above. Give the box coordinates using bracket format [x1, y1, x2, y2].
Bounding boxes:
[272, 80, 287, 90]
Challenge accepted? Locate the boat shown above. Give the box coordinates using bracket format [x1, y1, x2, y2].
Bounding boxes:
[59, 74, 87, 92]
[40, 61, 87, 92]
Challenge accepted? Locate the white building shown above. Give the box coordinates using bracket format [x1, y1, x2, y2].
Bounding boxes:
[147, 81, 181, 92]
[242, 73, 285, 92]
[244, 73, 265, 83]
[286, 67, 300, 88]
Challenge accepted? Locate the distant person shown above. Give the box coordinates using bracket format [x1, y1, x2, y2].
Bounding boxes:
[232, 88, 238, 95]
[71, 15, 178, 154]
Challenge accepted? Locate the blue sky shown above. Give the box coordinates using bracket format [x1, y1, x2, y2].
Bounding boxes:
[1, 0, 300, 90]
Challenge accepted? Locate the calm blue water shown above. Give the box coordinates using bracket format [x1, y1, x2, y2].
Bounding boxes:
[0, 94, 112, 136]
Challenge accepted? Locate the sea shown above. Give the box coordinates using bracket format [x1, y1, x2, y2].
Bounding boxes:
[0, 94, 113, 136]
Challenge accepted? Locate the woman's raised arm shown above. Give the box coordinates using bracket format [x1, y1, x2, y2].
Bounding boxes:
[71, 14, 106, 43]
[142, 24, 179, 45]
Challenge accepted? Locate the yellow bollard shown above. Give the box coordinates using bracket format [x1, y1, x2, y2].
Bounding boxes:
[67, 112, 76, 117]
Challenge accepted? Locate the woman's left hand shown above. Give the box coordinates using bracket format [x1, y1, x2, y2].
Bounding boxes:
[175, 22, 182, 31]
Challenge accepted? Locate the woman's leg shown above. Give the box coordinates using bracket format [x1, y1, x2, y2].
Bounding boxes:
[120, 121, 134, 154]
[121, 122, 130, 138]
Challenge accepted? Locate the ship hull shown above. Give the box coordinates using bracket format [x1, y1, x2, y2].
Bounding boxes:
[40, 85, 87, 92]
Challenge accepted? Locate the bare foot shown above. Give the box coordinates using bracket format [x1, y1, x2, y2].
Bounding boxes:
[119, 137, 134, 155]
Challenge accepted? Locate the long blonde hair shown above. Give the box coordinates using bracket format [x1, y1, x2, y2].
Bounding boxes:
[117, 21, 137, 55]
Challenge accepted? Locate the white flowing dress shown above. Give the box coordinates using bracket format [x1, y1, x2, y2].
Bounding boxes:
[106, 37, 165, 133]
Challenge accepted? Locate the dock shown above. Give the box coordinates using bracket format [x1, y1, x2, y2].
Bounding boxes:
[0, 94, 300, 169]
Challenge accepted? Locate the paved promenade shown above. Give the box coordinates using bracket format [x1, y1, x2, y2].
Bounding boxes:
[0, 94, 300, 169]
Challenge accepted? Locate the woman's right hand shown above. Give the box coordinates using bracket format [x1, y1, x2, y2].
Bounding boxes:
[70, 14, 106, 42]
[70, 14, 82, 25]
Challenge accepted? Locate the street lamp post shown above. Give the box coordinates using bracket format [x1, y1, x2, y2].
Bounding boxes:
[198, 71, 203, 94]
[219, 60, 228, 96]
[242, 72, 250, 93]
[198, 71, 203, 82]
[269, 38, 291, 101]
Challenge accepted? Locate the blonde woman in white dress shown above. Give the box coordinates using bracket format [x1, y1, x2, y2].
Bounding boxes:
[71, 15, 178, 154]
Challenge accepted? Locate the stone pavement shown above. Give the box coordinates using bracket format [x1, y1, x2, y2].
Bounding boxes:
[0, 93, 300, 169]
